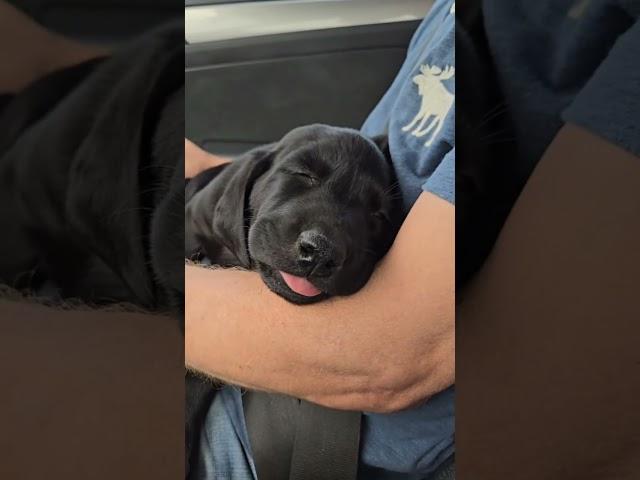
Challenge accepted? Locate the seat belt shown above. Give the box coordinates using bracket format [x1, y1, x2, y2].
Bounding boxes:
[244, 391, 361, 480]
[289, 399, 361, 480]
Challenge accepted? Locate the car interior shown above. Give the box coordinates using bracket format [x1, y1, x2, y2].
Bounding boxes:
[7, 0, 181, 44]
[185, 0, 432, 155]
[184, 3, 454, 480]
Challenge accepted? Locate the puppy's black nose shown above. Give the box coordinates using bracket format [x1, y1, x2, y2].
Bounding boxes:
[296, 230, 340, 276]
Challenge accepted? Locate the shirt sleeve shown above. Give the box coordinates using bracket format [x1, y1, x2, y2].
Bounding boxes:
[562, 20, 640, 158]
[423, 147, 455, 205]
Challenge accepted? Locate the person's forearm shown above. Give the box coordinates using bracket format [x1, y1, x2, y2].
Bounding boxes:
[0, 299, 183, 479]
[186, 193, 454, 412]
[456, 125, 640, 479]
[0, 1, 108, 92]
[184, 139, 229, 177]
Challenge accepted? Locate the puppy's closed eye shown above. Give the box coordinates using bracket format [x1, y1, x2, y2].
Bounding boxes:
[365, 195, 388, 222]
[371, 210, 389, 223]
[284, 169, 320, 186]
[186, 125, 401, 305]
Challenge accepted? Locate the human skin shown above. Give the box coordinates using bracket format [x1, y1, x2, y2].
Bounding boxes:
[0, 1, 108, 93]
[456, 124, 640, 479]
[0, 299, 184, 479]
[184, 139, 455, 412]
[184, 139, 228, 176]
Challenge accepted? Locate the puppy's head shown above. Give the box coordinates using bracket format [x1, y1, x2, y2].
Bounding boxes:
[237, 124, 400, 304]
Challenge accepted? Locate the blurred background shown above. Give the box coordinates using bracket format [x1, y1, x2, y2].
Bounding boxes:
[185, 0, 432, 155]
[6, 0, 180, 44]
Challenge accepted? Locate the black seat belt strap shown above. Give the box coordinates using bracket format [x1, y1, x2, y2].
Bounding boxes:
[243, 391, 361, 480]
[289, 400, 361, 480]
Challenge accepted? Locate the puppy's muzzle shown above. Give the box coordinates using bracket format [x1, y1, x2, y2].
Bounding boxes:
[295, 229, 345, 278]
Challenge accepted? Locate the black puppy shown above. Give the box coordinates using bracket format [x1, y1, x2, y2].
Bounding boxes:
[185, 124, 402, 304]
[456, 17, 519, 288]
[0, 25, 184, 311]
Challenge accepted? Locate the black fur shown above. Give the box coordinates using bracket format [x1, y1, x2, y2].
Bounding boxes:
[456, 14, 519, 288]
[0, 24, 184, 312]
[185, 124, 402, 304]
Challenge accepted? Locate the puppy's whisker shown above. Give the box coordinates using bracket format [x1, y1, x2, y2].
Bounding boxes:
[138, 185, 169, 196]
[479, 99, 507, 119]
[479, 127, 512, 140]
[472, 102, 509, 133]
[381, 190, 403, 202]
[478, 129, 516, 146]
[383, 180, 401, 194]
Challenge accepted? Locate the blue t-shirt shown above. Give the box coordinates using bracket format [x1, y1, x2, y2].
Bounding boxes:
[360, 1, 456, 477]
[358, 0, 640, 477]
[362, 0, 456, 210]
[483, 0, 640, 186]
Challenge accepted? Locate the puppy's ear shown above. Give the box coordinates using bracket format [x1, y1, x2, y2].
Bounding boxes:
[370, 133, 403, 231]
[66, 29, 183, 307]
[211, 144, 276, 268]
[371, 134, 391, 163]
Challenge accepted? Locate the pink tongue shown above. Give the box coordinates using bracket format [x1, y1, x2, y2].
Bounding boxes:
[279, 271, 322, 297]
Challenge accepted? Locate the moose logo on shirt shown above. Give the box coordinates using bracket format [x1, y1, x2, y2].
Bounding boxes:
[402, 64, 455, 147]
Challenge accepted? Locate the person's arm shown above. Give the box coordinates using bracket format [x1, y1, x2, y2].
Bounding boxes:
[184, 139, 229, 177]
[186, 191, 454, 413]
[456, 124, 640, 479]
[0, 299, 183, 479]
[0, 1, 108, 92]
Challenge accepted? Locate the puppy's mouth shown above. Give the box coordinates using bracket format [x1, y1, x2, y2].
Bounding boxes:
[278, 271, 323, 297]
[254, 261, 328, 304]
